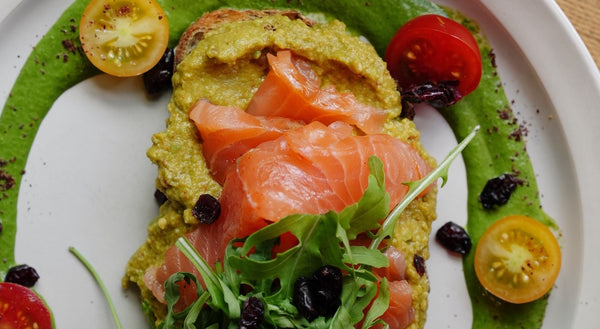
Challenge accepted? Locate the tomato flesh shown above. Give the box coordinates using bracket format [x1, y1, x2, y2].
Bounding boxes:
[0, 283, 53, 329]
[474, 215, 561, 304]
[385, 14, 482, 97]
[79, 0, 169, 77]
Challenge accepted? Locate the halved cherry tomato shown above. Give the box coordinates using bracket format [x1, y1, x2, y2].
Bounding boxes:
[0, 282, 53, 329]
[474, 215, 561, 304]
[385, 14, 482, 97]
[79, 0, 169, 77]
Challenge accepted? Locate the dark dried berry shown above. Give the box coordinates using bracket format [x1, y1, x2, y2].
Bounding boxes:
[192, 194, 221, 224]
[5, 264, 40, 287]
[436, 221, 472, 255]
[293, 265, 343, 321]
[154, 189, 167, 205]
[313, 265, 342, 295]
[400, 80, 463, 119]
[479, 173, 522, 209]
[293, 276, 319, 322]
[270, 278, 281, 293]
[0, 219, 3, 234]
[238, 296, 264, 329]
[413, 254, 426, 276]
[312, 265, 342, 316]
[239, 283, 254, 296]
[143, 47, 174, 95]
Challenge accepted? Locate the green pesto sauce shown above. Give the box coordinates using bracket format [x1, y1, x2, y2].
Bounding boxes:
[0, 0, 555, 328]
[442, 8, 558, 329]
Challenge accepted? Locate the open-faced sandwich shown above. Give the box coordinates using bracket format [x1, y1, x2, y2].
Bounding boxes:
[123, 8, 438, 329]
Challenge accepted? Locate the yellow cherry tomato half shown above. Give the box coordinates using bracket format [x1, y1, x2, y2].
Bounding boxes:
[79, 0, 169, 77]
[474, 215, 561, 304]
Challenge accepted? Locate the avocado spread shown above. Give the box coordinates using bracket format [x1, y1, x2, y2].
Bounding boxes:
[122, 14, 437, 328]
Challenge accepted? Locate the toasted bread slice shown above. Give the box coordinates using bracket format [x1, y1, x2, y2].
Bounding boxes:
[174, 8, 314, 67]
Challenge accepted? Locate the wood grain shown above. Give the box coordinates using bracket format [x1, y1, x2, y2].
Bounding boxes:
[555, 0, 600, 68]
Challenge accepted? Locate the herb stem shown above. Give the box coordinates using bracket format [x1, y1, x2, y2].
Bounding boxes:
[370, 125, 480, 250]
[69, 246, 124, 329]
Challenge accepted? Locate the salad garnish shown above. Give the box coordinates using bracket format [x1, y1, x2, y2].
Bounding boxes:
[160, 126, 479, 328]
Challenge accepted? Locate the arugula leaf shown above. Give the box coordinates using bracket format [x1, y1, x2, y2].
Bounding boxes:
[334, 276, 379, 327]
[369, 125, 480, 250]
[360, 278, 390, 329]
[175, 239, 240, 318]
[159, 273, 205, 329]
[339, 156, 390, 240]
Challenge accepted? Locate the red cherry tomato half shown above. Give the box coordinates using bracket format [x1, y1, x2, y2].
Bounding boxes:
[0, 282, 53, 329]
[385, 14, 482, 97]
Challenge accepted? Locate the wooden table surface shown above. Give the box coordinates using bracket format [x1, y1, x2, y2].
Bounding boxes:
[556, 0, 600, 68]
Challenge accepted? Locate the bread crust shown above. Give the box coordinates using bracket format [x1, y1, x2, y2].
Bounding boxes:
[174, 8, 314, 67]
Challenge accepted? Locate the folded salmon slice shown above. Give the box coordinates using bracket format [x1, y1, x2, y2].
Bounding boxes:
[358, 246, 415, 329]
[379, 280, 415, 329]
[375, 247, 415, 329]
[246, 50, 387, 134]
[189, 99, 303, 184]
[145, 120, 432, 311]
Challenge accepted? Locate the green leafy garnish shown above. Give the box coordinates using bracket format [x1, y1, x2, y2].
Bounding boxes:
[161, 126, 479, 328]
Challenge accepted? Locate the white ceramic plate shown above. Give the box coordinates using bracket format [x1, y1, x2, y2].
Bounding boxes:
[1, 0, 599, 328]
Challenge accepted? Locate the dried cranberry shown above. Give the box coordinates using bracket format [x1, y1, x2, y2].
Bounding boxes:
[238, 296, 264, 329]
[154, 189, 167, 205]
[293, 276, 319, 322]
[400, 80, 463, 119]
[436, 221, 472, 255]
[239, 283, 254, 296]
[293, 265, 343, 321]
[312, 265, 342, 317]
[191, 194, 221, 224]
[5, 264, 39, 287]
[479, 173, 522, 209]
[413, 254, 426, 276]
[143, 47, 174, 95]
[270, 278, 281, 293]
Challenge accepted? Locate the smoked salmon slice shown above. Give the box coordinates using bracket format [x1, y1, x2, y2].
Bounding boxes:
[378, 247, 415, 329]
[379, 280, 415, 329]
[246, 50, 387, 134]
[189, 99, 303, 184]
[145, 120, 432, 310]
[360, 246, 415, 329]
